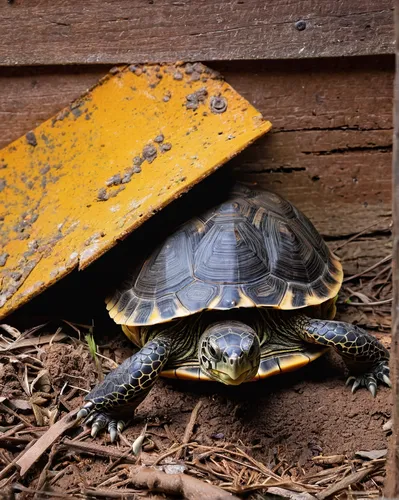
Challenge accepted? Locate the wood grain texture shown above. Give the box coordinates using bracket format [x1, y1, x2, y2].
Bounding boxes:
[225, 58, 394, 237]
[385, 2, 398, 494]
[0, 58, 393, 261]
[0, 0, 394, 65]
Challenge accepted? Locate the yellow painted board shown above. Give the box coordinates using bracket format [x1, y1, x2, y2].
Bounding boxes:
[0, 63, 271, 319]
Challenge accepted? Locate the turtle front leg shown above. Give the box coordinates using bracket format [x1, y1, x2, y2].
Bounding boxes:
[299, 317, 391, 397]
[77, 336, 172, 441]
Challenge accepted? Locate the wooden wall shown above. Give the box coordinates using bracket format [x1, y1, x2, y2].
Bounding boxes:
[0, 1, 394, 277]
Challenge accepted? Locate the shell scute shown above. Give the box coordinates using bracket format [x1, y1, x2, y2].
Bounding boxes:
[107, 185, 343, 326]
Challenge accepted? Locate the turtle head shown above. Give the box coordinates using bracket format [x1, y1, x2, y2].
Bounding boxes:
[199, 321, 260, 385]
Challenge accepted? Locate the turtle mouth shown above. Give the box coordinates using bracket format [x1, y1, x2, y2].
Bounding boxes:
[210, 369, 252, 386]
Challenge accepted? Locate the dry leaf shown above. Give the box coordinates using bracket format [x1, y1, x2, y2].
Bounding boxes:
[31, 403, 45, 426]
[355, 449, 387, 460]
[0, 324, 21, 339]
[30, 369, 51, 394]
[9, 399, 31, 411]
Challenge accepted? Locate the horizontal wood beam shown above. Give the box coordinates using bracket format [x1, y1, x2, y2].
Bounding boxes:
[0, 0, 394, 66]
[0, 58, 393, 249]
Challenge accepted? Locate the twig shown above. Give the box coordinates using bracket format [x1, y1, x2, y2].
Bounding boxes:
[62, 438, 137, 464]
[176, 400, 202, 460]
[49, 464, 73, 486]
[0, 435, 32, 445]
[13, 483, 81, 499]
[0, 402, 32, 426]
[0, 422, 26, 437]
[152, 441, 197, 465]
[346, 298, 393, 307]
[191, 461, 233, 481]
[35, 443, 58, 493]
[0, 332, 67, 352]
[104, 446, 134, 474]
[332, 221, 383, 252]
[15, 408, 79, 476]
[130, 466, 240, 499]
[316, 465, 376, 499]
[0, 438, 37, 481]
[343, 255, 391, 282]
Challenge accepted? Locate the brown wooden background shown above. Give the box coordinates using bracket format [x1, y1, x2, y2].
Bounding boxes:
[1, 0, 394, 276]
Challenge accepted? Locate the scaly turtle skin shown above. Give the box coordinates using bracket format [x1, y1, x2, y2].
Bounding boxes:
[77, 184, 391, 441]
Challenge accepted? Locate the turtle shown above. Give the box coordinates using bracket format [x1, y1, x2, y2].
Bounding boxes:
[77, 183, 391, 441]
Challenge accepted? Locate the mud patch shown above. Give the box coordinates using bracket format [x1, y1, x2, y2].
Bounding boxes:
[43, 343, 95, 391]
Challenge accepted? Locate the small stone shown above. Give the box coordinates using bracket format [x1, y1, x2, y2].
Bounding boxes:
[106, 174, 122, 187]
[26, 131, 37, 147]
[211, 432, 225, 440]
[185, 88, 208, 111]
[192, 62, 204, 74]
[160, 143, 172, 153]
[163, 91, 172, 102]
[184, 63, 194, 74]
[97, 188, 109, 201]
[121, 170, 134, 183]
[154, 134, 164, 144]
[129, 65, 143, 76]
[191, 71, 201, 82]
[40, 165, 50, 175]
[173, 70, 183, 81]
[133, 156, 143, 167]
[0, 253, 9, 267]
[142, 144, 157, 164]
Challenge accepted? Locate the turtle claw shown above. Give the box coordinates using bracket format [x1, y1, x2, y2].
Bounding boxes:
[108, 421, 118, 443]
[350, 378, 362, 394]
[367, 382, 377, 398]
[347, 361, 391, 397]
[383, 374, 392, 388]
[76, 402, 94, 421]
[76, 403, 127, 442]
[345, 376, 356, 387]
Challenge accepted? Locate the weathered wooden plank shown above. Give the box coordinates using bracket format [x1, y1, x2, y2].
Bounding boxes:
[385, 2, 398, 495]
[226, 58, 393, 237]
[0, 0, 394, 66]
[0, 58, 393, 247]
[235, 129, 392, 236]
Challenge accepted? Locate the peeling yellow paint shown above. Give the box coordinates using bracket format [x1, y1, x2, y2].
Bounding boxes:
[0, 63, 271, 319]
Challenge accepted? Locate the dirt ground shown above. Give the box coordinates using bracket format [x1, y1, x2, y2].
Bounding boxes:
[0, 299, 392, 499]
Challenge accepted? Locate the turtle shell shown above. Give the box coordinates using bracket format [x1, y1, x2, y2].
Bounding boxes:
[107, 184, 343, 327]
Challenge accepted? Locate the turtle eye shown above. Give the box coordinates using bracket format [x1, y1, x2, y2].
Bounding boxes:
[248, 343, 256, 357]
[208, 344, 218, 358]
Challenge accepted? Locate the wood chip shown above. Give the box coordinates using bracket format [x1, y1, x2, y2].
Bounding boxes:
[176, 400, 202, 460]
[312, 455, 346, 466]
[266, 487, 317, 499]
[15, 408, 79, 476]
